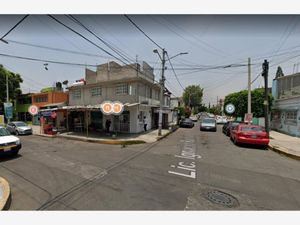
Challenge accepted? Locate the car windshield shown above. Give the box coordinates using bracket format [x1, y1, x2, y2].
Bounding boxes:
[241, 127, 264, 132]
[202, 118, 215, 123]
[0, 128, 11, 136]
[15, 122, 27, 127]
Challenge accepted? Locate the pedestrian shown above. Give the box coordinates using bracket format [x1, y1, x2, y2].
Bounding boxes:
[105, 119, 111, 133]
[143, 116, 148, 132]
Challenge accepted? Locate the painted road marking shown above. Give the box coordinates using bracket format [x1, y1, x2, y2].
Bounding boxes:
[168, 139, 200, 179]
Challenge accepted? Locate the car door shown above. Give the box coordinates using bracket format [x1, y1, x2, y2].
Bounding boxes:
[6, 123, 14, 133]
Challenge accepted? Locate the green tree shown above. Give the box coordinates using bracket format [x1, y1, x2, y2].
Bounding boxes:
[275, 66, 284, 78]
[182, 85, 203, 110]
[224, 88, 272, 118]
[0, 65, 23, 105]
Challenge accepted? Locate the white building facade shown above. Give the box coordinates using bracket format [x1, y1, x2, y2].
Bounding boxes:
[67, 61, 172, 133]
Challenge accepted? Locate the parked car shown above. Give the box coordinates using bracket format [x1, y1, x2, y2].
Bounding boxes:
[230, 124, 269, 147]
[190, 115, 198, 122]
[216, 115, 228, 124]
[0, 126, 22, 156]
[6, 121, 32, 135]
[200, 118, 217, 131]
[180, 118, 194, 128]
[222, 121, 243, 136]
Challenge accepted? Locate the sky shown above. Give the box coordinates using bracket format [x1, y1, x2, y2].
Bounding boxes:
[1, 15, 300, 105]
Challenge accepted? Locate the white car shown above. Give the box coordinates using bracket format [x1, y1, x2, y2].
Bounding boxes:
[6, 121, 32, 135]
[216, 116, 228, 124]
[0, 126, 21, 156]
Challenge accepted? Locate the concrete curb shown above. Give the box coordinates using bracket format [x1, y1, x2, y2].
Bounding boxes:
[156, 127, 178, 141]
[268, 144, 300, 160]
[56, 135, 146, 145]
[0, 177, 11, 210]
[33, 133, 56, 138]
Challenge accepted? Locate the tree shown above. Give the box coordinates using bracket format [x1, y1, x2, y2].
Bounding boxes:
[182, 85, 203, 110]
[275, 66, 284, 78]
[224, 88, 272, 118]
[0, 65, 23, 105]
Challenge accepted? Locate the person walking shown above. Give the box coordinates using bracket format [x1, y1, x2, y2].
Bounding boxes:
[143, 116, 148, 132]
[105, 119, 111, 133]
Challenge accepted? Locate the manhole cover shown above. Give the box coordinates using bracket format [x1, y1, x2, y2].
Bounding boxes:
[204, 190, 239, 208]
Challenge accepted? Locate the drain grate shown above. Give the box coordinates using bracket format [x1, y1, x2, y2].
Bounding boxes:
[204, 190, 239, 208]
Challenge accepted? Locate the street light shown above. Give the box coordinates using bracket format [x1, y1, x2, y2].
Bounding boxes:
[168, 52, 188, 60]
[153, 49, 188, 136]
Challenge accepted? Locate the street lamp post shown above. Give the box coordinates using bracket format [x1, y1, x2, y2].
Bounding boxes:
[153, 49, 188, 136]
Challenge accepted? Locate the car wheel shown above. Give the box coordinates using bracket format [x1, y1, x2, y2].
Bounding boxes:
[233, 138, 238, 145]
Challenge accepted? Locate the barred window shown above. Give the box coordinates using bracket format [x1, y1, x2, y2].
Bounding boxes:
[34, 95, 48, 103]
[72, 89, 81, 99]
[115, 83, 129, 95]
[286, 111, 297, 120]
[90, 87, 102, 97]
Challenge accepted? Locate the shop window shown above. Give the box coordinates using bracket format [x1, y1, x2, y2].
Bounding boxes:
[72, 89, 81, 100]
[115, 83, 129, 95]
[90, 87, 102, 97]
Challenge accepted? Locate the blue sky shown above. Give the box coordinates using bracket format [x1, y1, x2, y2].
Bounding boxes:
[1, 15, 300, 105]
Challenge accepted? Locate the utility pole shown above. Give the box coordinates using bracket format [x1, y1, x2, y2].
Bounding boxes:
[6, 72, 10, 123]
[248, 58, 251, 115]
[158, 49, 166, 136]
[153, 49, 187, 136]
[262, 59, 269, 136]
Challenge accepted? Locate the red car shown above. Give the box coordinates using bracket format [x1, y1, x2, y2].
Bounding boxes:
[230, 124, 269, 147]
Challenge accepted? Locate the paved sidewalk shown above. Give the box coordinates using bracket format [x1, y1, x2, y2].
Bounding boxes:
[0, 177, 10, 210]
[31, 125, 174, 144]
[269, 130, 300, 159]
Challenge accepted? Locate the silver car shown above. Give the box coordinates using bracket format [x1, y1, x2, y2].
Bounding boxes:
[200, 118, 217, 132]
[6, 121, 33, 135]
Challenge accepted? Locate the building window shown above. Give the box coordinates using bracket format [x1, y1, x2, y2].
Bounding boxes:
[72, 89, 81, 100]
[115, 83, 129, 95]
[34, 95, 48, 103]
[90, 87, 102, 97]
[285, 110, 297, 125]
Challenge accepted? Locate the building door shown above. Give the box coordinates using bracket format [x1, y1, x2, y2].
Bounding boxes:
[120, 111, 130, 132]
[162, 113, 168, 129]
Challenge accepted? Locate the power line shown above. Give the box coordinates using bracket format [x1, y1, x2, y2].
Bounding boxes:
[6, 39, 115, 59]
[166, 52, 185, 90]
[0, 15, 29, 42]
[67, 15, 134, 64]
[0, 52, 97, 68]
[48, 15, 126, 64]
[124, 15, 163, 50]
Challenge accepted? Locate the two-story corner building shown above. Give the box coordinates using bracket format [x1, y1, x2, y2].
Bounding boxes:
[271, 72, 300, 137]
[15, 93, 34, 122]
[67, 61, 172, 134]
[31, 88, 69, 127]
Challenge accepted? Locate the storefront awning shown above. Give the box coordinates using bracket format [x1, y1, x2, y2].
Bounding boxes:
[124, 103, 140, 107]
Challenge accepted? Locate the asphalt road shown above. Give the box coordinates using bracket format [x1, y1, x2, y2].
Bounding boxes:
[1, 123, 300, 210]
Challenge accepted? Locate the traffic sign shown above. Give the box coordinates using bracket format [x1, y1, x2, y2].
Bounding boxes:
[244, 113, 253, 123]
[28, 105, 39, 116]
[4, 102, 13, 119]
[225, 104, 235, 114]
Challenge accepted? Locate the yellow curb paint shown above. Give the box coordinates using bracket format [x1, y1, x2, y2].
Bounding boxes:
[0, 177, 11, 210]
